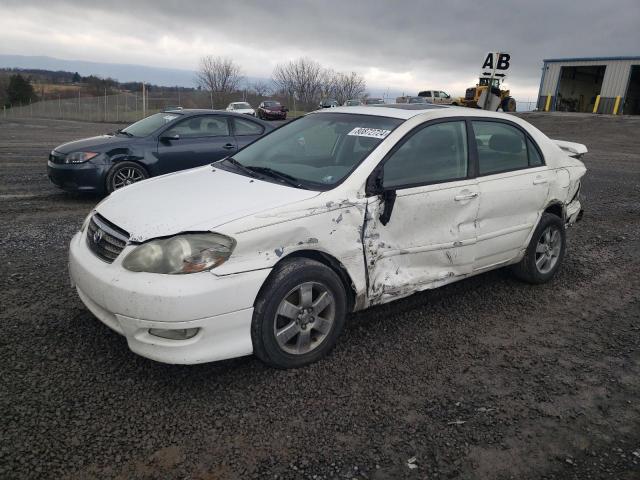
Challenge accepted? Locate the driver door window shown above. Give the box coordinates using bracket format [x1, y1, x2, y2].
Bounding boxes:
[383, 121, 468, 188]
[164, 116, 230, 138]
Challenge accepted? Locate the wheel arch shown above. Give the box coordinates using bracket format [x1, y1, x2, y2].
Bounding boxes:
[255, 249, 358, 313]
[543, 201, 565, 222]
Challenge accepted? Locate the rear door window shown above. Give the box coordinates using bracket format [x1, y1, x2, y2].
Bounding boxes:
[472, 121, 530, 175]
[233, 117, 265, 136]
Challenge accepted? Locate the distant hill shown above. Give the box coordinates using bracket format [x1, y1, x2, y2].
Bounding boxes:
[0, 54, 274, 89]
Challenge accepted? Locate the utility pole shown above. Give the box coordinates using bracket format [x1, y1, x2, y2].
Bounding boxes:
[104, 87, 107, 122]
[142, 83, 146, 118]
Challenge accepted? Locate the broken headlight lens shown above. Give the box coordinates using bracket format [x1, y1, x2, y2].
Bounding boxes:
[122, 233, 236, 274]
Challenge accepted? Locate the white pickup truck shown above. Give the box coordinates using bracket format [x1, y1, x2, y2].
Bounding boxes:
[417, 90, 456, 105]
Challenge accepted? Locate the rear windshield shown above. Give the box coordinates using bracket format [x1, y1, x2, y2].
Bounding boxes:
[121, 112, 181, 137]
[226, 112, 403, 190]
[233, 103, 251, 109]
[264, 101, 281, 107]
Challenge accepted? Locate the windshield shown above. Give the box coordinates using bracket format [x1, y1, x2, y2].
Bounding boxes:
[408, 96, 427, 104]
[365, 98, 384, 105]
[233, 103, 251, 109]
[346, 100, 361, 106]
[264, 101, 281, 107]
[222, 112, 403, 190]
[121, 112, 182, 137]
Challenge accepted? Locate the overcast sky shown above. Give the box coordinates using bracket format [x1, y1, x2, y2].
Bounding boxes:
[2, 0, 639, 100]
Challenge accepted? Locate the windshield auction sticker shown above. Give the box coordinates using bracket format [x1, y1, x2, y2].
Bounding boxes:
[347, 127, 391, 139]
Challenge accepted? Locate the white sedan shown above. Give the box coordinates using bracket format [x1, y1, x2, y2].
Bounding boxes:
[69, 105, 586, 368]
[226, 101, 255, 116]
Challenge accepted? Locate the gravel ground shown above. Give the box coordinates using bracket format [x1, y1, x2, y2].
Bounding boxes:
[0, 113, 638, 480]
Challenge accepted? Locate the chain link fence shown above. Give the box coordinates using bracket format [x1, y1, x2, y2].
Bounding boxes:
[1, 90, 306, 123]
[2, 92, 539, 123]
[1, 92, 211, 123]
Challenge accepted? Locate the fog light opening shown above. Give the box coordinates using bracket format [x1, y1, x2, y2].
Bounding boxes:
[148, 328, 199, 340]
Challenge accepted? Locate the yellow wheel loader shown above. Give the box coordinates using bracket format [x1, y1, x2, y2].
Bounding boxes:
[456, 77, 516, 112]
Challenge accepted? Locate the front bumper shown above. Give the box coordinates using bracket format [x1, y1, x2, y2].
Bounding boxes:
[68, 230, 271, 364]
[48, 160, 108, 193]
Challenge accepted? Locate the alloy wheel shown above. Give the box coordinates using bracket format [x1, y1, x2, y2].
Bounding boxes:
[273, 282, 335, 355]
[112, 167, 145, 190]
[535, 225, 562, 274]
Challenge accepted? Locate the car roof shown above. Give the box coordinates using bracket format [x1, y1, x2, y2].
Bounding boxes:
[161, 108, 273, 126]
[312, 104, 446, 119]
[162, 108, 225, 115]
[311, 104, 518, 122]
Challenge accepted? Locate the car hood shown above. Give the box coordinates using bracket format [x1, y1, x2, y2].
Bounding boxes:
[55, 134, 131, 154]
[234, 108, 254, 113]
[95, 165, 320, 242]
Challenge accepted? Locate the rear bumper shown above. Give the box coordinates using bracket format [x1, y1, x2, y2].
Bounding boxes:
[566, 198, 583, 226]
[262, 111, 286, 120]
[48, 161, 108, 193]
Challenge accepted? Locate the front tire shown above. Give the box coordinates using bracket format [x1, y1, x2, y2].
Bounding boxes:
[512, 213, 566, 284]
[105, 161, 148, 193]
[251, 258, 347, 368]
[500, 96, 517, 112]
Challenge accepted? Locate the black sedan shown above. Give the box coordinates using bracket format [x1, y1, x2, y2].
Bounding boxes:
[47, 109, 273, 194]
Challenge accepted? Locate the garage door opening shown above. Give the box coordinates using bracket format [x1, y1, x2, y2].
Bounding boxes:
[556, 65, 606, 112]
[623, 66, 640, 115]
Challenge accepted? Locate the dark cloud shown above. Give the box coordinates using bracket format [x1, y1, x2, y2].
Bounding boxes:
[2, 0, 639, 98]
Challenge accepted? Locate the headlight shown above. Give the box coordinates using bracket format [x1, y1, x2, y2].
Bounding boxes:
[122, 233, 236, 274]
[65, 152, 99, 164]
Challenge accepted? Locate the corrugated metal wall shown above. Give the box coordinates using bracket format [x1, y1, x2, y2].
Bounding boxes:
[539, 59, 639, 99]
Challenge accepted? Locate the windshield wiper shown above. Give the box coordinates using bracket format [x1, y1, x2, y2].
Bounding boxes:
[116, 129, 134, 137]
[245, 166, 308, 189]
[215, 157, 260, 178]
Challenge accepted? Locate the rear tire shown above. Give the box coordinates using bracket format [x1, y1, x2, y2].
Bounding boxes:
[512, 213, 566, 284]
[251, 258, 347, 369]
[105, 161, 148, 193]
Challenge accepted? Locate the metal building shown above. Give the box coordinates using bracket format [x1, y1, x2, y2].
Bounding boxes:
[537, 56, 640, 115]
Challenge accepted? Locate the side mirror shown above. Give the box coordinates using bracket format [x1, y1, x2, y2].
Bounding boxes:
[365, 168, 396, 226]
[161, 133, 180, 142]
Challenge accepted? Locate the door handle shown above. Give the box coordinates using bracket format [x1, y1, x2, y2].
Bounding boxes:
[454, 192, 479, 201]
[533, 178, 548, 185]
[222, 143, 235, 150]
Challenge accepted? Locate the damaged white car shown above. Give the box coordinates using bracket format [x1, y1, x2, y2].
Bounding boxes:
[69, 105, 586, 368]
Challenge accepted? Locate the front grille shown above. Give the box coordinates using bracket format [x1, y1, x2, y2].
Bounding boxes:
[465, 88, 476, 100]
[86, 214, 130, 263]
[49, 150, 66, 164]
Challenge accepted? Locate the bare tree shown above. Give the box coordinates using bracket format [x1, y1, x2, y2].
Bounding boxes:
[196, 55, 243, 108]
[318, 69, 338, 102]
[332, 71, 367, 104]
[250, 80, 271, 97]
[272, 58, 324, 109]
